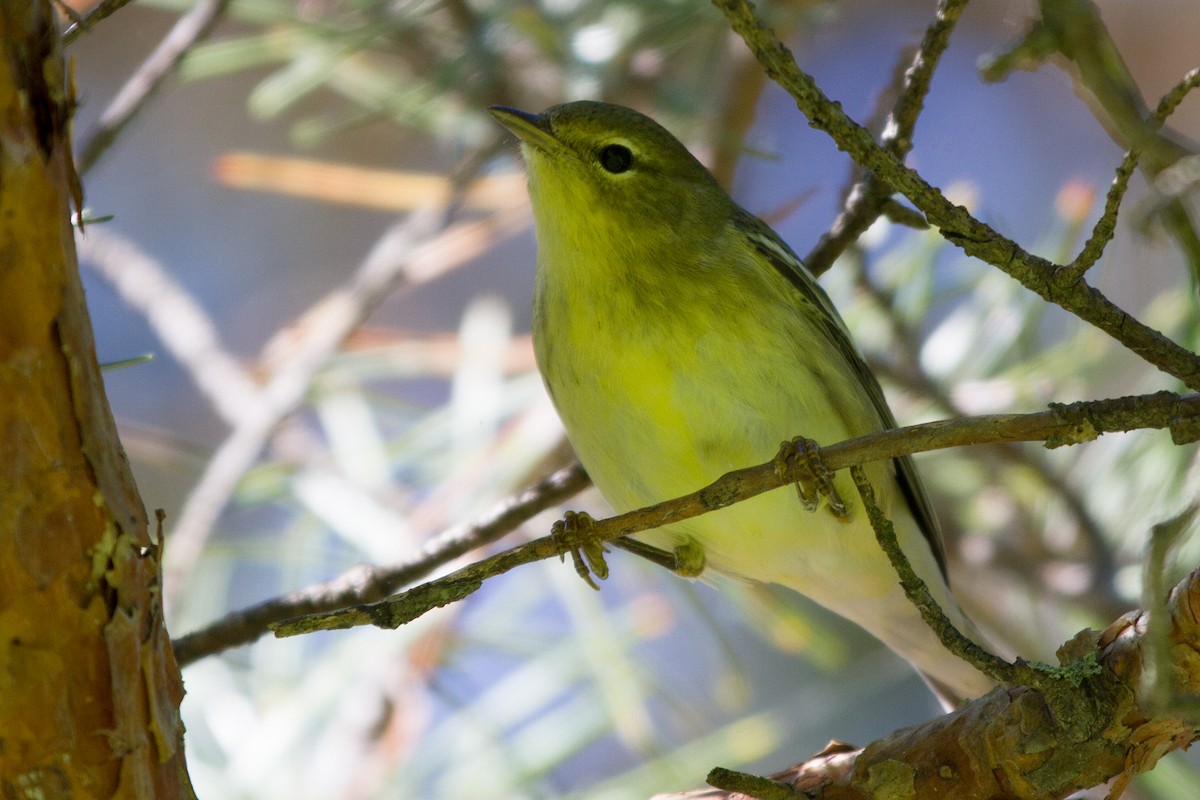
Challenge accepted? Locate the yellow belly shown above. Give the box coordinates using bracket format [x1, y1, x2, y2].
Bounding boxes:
[530, 245, 996, 704]
[534, 269, 893, 583]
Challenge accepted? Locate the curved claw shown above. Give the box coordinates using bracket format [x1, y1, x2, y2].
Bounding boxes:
[551, 510, 609, 590]
[773, 436, 848, 517]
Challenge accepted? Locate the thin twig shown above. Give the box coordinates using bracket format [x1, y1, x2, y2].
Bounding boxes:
[1154, 67, 1200, 123]
[803, 0, 967, 275]
[980, 1, 1200, 279]
[172, 463, 588, 665]
[851, 465, 1033, 686]
[713, 0, 1200, 390]
[1058, 66, 1200, 282]
[880, 357, 1121, 603]
[850, 263, 1122, 609]
[1058, 147, 1140, 282]
[61, 0, 136, 45]
[881, 0, 968, 157]
[272, 390, 1200, 637]
[76, 0, 232, 173]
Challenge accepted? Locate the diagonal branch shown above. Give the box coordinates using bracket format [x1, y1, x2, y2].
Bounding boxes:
[272, 391, 1200, 638]
[689, 478, 1200, 800]
[979, 0, 1200, 280]
[1058, 66, 1200, 283]
[695, 564, 1200, 799]
[850, 466, 1042, 689]
[61, 0, 136, 45]
[804, 0, 968, 276]
[854, 268, 1121, 607]
[171, 463, 588, 665]
[712, 0, 1200, 391]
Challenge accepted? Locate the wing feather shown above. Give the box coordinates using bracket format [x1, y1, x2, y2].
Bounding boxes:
[731, 209, 949, 580]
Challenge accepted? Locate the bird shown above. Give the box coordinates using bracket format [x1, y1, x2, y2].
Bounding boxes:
[489, 100, 996, 708]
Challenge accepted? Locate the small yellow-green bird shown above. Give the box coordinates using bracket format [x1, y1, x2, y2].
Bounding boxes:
[490, 100, 995, 707]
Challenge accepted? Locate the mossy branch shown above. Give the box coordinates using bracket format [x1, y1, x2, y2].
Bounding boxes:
[711, 0, 1200, 390]
[273, 390, 1200, 637]
[692, 566, 1200, 799]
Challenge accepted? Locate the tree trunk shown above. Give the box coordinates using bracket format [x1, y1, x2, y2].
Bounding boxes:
[0, 3, 194, 796]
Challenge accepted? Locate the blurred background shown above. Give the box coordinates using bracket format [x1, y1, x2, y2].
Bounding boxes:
[65, 0, 1200, 797]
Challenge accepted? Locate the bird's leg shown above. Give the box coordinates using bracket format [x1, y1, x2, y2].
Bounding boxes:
[773, 436, 849, 517]
[552, 512, 707, 588]
[611, 536, 706, 578]
[552, 510, 609, 590]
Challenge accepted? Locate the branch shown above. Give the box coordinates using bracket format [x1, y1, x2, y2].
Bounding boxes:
[979, 0, 1200, 278]
[712, 0, 1200, 391]
[854, 268, 1121, 606]
[804, 0, 968, 276]
[171, 464, 588, 666]
[1056, 145, 1139, 283]
[60, 0, 136, 45]
[690, 561, 1200, 800]
[851, 467, 1041, 689]
[272, 391, 1200, 637]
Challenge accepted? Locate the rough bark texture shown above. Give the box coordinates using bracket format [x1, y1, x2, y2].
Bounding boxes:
[669, 569, 1200, 800]
[0, 3, 194, 796]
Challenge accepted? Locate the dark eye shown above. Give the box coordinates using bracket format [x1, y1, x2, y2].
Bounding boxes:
[598, 144, 633, 174]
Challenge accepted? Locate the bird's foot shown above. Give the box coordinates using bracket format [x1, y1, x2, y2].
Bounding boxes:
[552, 510, 608, 590]
[773, 436, 848, 517]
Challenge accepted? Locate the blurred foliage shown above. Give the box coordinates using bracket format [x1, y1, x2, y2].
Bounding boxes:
[140, 0, 802, 147]
[75, 0, 1200, 797]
